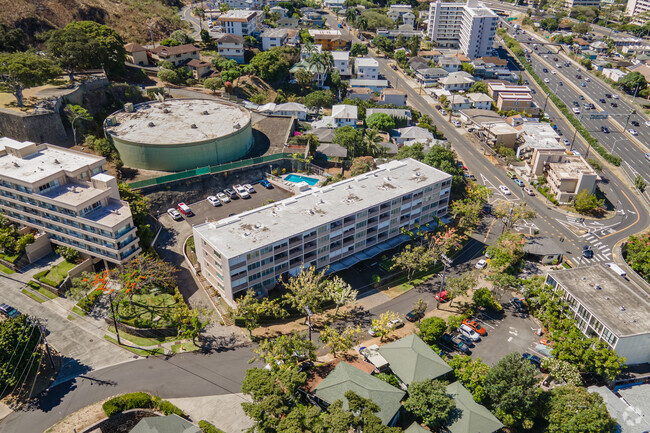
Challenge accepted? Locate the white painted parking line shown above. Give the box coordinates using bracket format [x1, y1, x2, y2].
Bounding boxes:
[507, 337, 513, 342]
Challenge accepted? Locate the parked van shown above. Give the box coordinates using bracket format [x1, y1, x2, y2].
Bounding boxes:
[605, 262, 626, 278]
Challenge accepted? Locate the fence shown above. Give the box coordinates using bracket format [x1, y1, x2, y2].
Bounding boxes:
[128, 152, 296, 189]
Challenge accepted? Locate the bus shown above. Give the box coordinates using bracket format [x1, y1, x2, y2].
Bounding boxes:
[605, 262, 627, 278]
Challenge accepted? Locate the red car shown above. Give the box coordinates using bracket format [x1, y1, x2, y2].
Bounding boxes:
[462, 319, 487, 336]
[177, 202, 193, 216]
[435, 290, 448, 302]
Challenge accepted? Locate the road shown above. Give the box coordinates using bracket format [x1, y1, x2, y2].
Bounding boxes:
[181, 3, 205, 38]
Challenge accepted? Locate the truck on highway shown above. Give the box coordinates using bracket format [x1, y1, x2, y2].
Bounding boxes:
[605, 262, 627, 278]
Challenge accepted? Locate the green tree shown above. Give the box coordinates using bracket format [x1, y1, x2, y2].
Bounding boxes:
[294, 68, 313, 88]
[541, 358, 582, 386]
[446, 315, 463, 332]
[423, 144, 464, 193]
[170, 30, 194, 45]
[572, 22, 591, 34]
[366, 112, 395, 131]
[350, 156, 378, 176]
[391, 243, 434, 281]
[55, 246, 80, 263]
[253, 333, 316, 369]
[203, 77, 223, 94]
[0, 314, 42, 392]
[0, 52, 61, 107]
[0, 24, 27, 52]
[540, 17, 559, 31]
[461, 63, 476, 75]
[469, 81, 489, 94]
[634, 175, 647, 192]
[626, 232, 650, 282]
[473, 288, 502, 311]
[485, 231, 526, 274]
[573, 189, 604, 214]
[403, 379, 456, 430]
[360, 10, 393, 31]
[492, 201, 536, 232]
[448, 355, 490, 403]
[235, 289, 287, 336]
[320, 326, 361, 357]
[484, 353, 540, 429]
[412, 298, 428, 323]
[117, 183, 153, 248]
[158, 68, 181, 85]
[200, 29, 211, 45]
[333, 125, 364, 157]
[173, 300, 208, 344]
[249, 49, 290, 81]
[350, 42, 368, 56]
[345, 391, 402, 433]
[418, 316, 447, 344]
[64, 104, 92, 146]
[284, 266, 327, 324]
[46, 26, 100, 81]
[445, 272, 477, 307]
[619, 71, 647, 95]
[324, 276, 358, 315]
[544, 386, 617, 433]
[587, 158, 603, 172]
[304, 90, 335, 109]
[370, 311, 400, 342]
[394, 142, 425, 161]
[372, 35, 394, 53]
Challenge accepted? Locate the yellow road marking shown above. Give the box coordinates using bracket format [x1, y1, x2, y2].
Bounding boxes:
[483, 219, 497, 243]
[602, 189, 639, 239]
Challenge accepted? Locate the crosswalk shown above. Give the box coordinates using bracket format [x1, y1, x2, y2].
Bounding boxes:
[578, 233, 612, 264]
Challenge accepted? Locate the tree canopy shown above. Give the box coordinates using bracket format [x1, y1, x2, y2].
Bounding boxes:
[544, 386, 617, 433]
[366, 112, 395, 131]
[250, 49, 291, 81]
[0, 314, 42, 392]
[619, 71, 647, 94]
[0, 52, 61, 107]
[403, 379, 456, 430]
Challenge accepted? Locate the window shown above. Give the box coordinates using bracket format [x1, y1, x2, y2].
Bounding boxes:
[247, 251, 260, 260]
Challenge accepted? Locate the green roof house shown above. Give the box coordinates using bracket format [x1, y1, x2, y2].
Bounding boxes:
[405, 422, 431, 432]
[313, 362, 406, 426]
[129, 414, 200, 433]
[446, 382, 503, 433]
[377, 334, 452, 386]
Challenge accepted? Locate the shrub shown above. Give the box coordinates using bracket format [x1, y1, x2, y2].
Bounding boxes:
[102, 392, 154, 417]
[55, 246, 80, 263]
[158, 400, 186, 417]
[375, 372, 400, 387]
[78, 289, 103, 313]
[33, 270, 48, 280]
[28, 281, 41, 290]
[199, 420, 226, 433]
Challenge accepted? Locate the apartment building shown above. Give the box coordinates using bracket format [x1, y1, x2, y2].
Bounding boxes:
[150, 44, 200, 67]
[260, 28, 287, 51]
[216, 34, 246, 63]
[488, 83, 533, 99]
[545, 264, 650, 364]
[546, 155, 598, 204]
[428, 0, 497, 58]
[496, 92, 539, 115]
[223, 0, 262, 9]
[355, 57, 379, 80]
[217, 11, 259, 37]
[308, 30, 352, 51]
[332, 51, 351, 76]
[563, 0, 601, 8]
[193, 158, 452, 304]
[0, 138, 141, 264]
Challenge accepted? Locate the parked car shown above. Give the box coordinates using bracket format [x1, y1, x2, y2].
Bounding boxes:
[217, 192, 231, 203]
[441, 334, 470, 354]
[233, 185, 250, 199]
[167, 208, 182, 221]
[244, 184, 256, 194]
[299, 360, 315, 372]
[463, 319, 487, 336]
[224, 188, 238, 199]
[435, 290, 449, 302]
[506, 171, 517, 179]
[539, 338, 553, 346]
[177, 203, 193, 216]
[514, 179, 525, 187]
[629, 129, 639, 136]
[522, 352, 547, 372]
[562, 138, 570, 146]
[456, 334, 475, 348]
[499, 185, 511, 195]
[510, 297, 527, 312]
[523, 187, 535, 196]
[207, 196, 221, 207]
[475, 259, 487, 269]
[452, 120, 461, 127]
[405, 310, 424, 322]
[572, 150, 582, 156]
[368, 318, 404, 336]
[0, 303, 19, 319]
[458, 324, 481, 342]
[260, 179, 273, 189]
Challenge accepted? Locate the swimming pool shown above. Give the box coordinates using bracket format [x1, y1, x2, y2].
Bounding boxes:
[284, 174, 319, 186]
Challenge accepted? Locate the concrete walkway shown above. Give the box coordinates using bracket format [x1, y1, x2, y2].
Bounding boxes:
[167, 393, 254, 433]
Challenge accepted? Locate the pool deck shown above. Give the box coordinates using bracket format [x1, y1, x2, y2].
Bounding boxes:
[284, 173, 320, 186]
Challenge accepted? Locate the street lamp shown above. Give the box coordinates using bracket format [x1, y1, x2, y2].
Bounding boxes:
[542, 82, 561, 113]
[611, 136, 628, 154]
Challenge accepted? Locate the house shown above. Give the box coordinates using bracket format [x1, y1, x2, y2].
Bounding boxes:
[311, 116, 337, 128]
[379, 88, 407, 106]
[590, 40, 608, 53]
[258, 102, 309, 120]
[308, 29, 351, 51]
[217, 10, 259, 37]
[301, 44, 322, 61]
[289, 60, 329, 87]
[523, 237, 564, 264]
[588, 384, 650, 433]
[439, 71, 474, 91]
[367, 108, 411, 127]
[628, 63, 650, 82]
[312, 362, 406, 426]
[546, 155, 598, 203]
[150, 44, 200, 67]
[316, 142, 348, 159]
[355, 57, 379, 80]
[408, 56, 429, 71]
[393, 126, 434, 144]
[269, 6, 288, 17]
[186, 59, 212, 78]
[349, 79, 389, 92]
[418, 50, 443, 62]
[223, 0, 261, 9]
[467, 92, 493, 110]
[277, 17, 299, 28]
[347, 87, 374, 101]
[377, 335, 452, 387]
[402, 12, 416, 28]
[331, 104, 358, 127]
[216, 34, 246, 63]
[582, 49, 598, 60]
[446, 382, 504, 433]
[414, 68, 448, 86]
[439, 56, 462, 72]
[332, 51, 351, 76]
[449, 95, 472, 111]
[387, 4, 413, 21]
[601, 68, 628, 83]
[260, 28, 287, 51]
[301, 11, 326, 27]
[285, 29, 300, 46]
[124, 43, 149, 66]
[323, 0, 346, 9]
[546, 264, 650, 364]
[376, 28, 424, 41]
[130, 414, 200, 433]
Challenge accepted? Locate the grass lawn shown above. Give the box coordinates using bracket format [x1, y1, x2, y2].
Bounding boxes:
[27, 282, 58, 300]
[0, 263, 14, 274]
[39, 260, 77, 287]
[108, 326, 179, 347]
[104, 335, 165, 357]
[67, 315, 76, 321]
[0, 252, 20, 263]
[22, 289, 46, 303]
[171, 342, 200, 354]
[72, 306, 87, 316]
[118, 293, 177, 328]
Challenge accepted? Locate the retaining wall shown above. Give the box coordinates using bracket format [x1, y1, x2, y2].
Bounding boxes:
[105, 318, 178, 338]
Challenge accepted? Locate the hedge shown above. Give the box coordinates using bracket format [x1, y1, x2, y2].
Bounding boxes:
[501, 35, 622, 166]
[77, 289, 103, 313]
[102, 392, 189, 419]
[199, 420, 226, 433]
[28, 281, 41, 290]
[33, 270, 48, 280]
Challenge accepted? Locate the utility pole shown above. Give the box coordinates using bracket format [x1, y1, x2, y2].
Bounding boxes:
[35, 318, 55, 369]
[109, 291, 122, 345]
[436, 254, 453, 309]
[569, 113, 582, 151]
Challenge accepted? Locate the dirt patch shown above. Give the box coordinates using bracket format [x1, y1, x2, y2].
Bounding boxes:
[46, 398, 109, 433]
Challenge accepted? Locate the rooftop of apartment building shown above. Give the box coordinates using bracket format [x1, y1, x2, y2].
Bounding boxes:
[498, 92, 533, 101]
[548, 155, 597, 178]
[516, 123, 564, 149]
[488, 83, 531, 92]
[150, 44, 200, 56]
[355, 57, 379, 67]
[547, 264, 650, 336]
[260, 28, 288, 38]
[331, 51, 350, 60]
[309, 29, 343, 36]
[218, 10, 258, 20]
[0, 138, 104, 184]
[194, 158, 451, 258]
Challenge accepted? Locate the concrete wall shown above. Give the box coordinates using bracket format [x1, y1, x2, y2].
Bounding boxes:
[105, 317, 179, 338]
[0, 108, 68, 146]
[24, 234, 53, 263]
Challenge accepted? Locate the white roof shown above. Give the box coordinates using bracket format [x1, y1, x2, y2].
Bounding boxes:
[355, 57, 379, 68]
[275, 102, 307, 112]
[261, 28, 288, 38]
[332, 104, 358, 120]
[311, 116, 336, 128]
[396, 126, 434, 140]
[193, 158, 452, 258]
[331, 51, 350, 61]
[466, 93, 493, 102]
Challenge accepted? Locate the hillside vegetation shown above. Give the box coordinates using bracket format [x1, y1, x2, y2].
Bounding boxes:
[0, 0, 187, 43]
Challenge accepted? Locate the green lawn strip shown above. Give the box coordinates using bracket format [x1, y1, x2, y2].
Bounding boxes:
[0, 253, 20, 264]
[171, 342, 200, 354]
[0, 263, 14, 274]
[33, 285, 58, 300]
[72, 305, 87, 316]
[67, 315, 76, 321]
[118, 293, 178, 328]
[39, 260, 76, 287]
[22, 289, 46, 303]
[108, 326, 179, 347]
[104, 335, 165, 357]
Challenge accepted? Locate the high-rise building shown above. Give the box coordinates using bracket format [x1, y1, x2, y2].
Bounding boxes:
[0, 138, 141, 264]
[626, 0, 650, 25]
[193, 159, 452, 305]
[428, 0, 497, 59]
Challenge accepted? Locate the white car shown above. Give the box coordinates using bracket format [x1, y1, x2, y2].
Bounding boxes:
[499, 185, 511, 195]
[562, 138, 570, 146]
[572, 151, 582, 156]
[645, 120, 650, 127]
[233, 184, 250, 199]
[544, 78, 550, 83]
[244, 184, 256, 194]
[523, 187, 535, 196]
[573, 107, 580, 114]
[475, 259, 487, 269]
[551, 70, 557, 75]
[459, 324, 481, 341]
[216, 192, 230, 203]
[629, 129, 639, 136]
[612, 94, 619, 99]
[368, 318, 404, 336]
[207, 195, 221, 206]
[167, 208, 182, 221]
[452, 120, 461, 127]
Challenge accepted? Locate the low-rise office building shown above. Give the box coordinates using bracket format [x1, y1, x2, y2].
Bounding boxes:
[193, 158, 452, 304]
[0, 138, 141, 264]
[546, 155, 598, 203]
[487, 82, 532, 99]
[495, 92, 539, 115]
[545, 264, 650, 364]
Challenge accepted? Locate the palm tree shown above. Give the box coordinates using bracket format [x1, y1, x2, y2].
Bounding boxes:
[363, 128, 384, 157]
[345, 8, 358, 24]
[307, 52, 333, 87]
[356, 16, 368, 32]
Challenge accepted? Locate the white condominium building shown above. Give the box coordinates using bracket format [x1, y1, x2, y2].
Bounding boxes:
[428, 0, 497, 59]
[0, 138, 141, 264]
[217, 10, 259, 37]
[626, 0, 650, 25]
[193, 158, 452, 305]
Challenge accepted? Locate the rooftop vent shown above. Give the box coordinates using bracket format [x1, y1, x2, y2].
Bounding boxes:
[595, 284, 601, 290]
[415, 171, 421, 177]
[163, 108, 170, 114]
[234, 123, 241, 130]
[54, 159, 60, 164]
[148, 122, 155, 127]
[191, 124, 198, 129]
[620, 306, 626, 312]
[254, 223, 263, 230]
[12, 161, 19, 167]
[202, 111, 209, 115]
